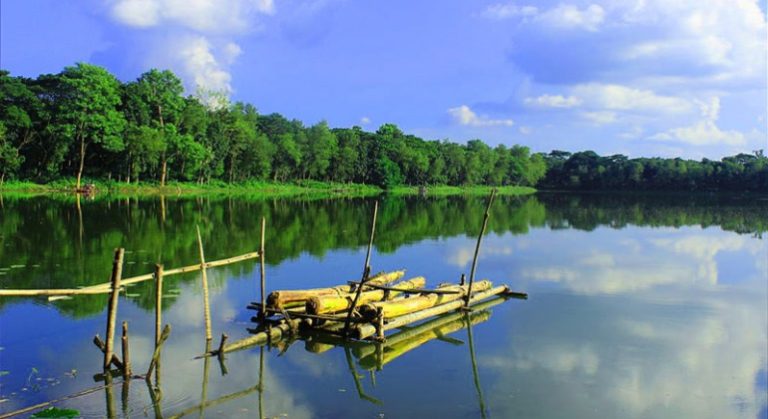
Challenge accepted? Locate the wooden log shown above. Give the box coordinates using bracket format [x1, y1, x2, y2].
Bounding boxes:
[349, 282, 461, 295]
[146, 324, 171, 380]
[358, 280, 493, 320]
[154, 264, 163, 346]
[353, 285, 509, 340]
[121, 321, 131, 379]
[306, 277, 426, 314]
[266, 270, 405, 308]
[196, 225, 212, 341]
[26, 251, 259, 299]
[212, 317, 303, 355]
[104, 248, 125, 370]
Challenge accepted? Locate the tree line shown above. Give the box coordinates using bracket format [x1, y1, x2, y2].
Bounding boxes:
[1, 63, 765, 191]
[0, 64, 546, 189]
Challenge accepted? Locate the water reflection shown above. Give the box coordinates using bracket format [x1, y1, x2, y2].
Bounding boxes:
[0, 193, 766, 418]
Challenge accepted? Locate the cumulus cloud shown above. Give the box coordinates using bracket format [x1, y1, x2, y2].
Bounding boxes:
[481, 3, 538, 20]
[572, 84, 692, 113]
[109, 0, 275, 97]
[649, 97, 746, 146]
[538, 4, 605, 32]
[448, 105, 514, 127]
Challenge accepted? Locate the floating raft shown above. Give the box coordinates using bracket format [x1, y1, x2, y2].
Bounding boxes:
[207, 271, 525, 357]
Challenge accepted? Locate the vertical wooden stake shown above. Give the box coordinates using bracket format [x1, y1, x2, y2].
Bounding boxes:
[343, 201, 378, 336]
[196, 225, 212, 342]
[154, 264, 163, 346]
[466, 190, 496, 307]
[259, 216, 266, 318]
[121, 321, 131, 379]
[460, 273, 466, 286]
[104, 248, 125, 370]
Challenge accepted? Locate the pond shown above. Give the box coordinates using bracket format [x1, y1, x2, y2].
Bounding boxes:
[0, 192, 766, 418]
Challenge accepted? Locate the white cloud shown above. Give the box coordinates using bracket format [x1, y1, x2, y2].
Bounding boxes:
[448, 105, 515, 127]
[581, 111, 616, 125]
[524, 94, 582, 108]
[109, 0, 275, 98]
[538, 4, 605, 32]
[481, 3, 538, 20]
[649, 97, 746, 146]
[519, 126, 532, 135]
[360, 116, 371, 125]
[572, 84, 692, 114]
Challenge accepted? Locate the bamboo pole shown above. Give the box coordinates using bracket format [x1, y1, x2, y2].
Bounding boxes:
[343, 200, 379, 335]
[121, 321, 131, 379]
[306, 277, 426, 314]
[92, 335, 124, 370]
[466, 190, 496, 307]
[104, 248, 125, 370]
[259, 216, 266, 318]
[353, 285, 509, 340]
[146, 325, 171, 380]
[104, 374, 117, 419]
[16, 251, 259, 299]
[200, 340, 211, 418]
[154, 264, 163, 345]
[358, 281, 492, 320]
[196, 225, 212, 342]
[258, 346, 265, 419]
[344, 346, 382, 405]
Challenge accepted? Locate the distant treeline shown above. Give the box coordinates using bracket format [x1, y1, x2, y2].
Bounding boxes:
[1, 64, 765, 191]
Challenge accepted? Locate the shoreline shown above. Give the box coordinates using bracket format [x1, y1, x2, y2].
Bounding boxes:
[0, 180, 536, 198]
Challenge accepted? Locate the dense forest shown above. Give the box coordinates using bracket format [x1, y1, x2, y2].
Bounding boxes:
[1, 63, 765, 191]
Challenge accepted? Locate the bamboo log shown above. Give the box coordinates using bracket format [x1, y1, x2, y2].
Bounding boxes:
[212, 317, 304, 355]
[104, 248, 125, 370]
[22, 251, 259, 299]
[358, 280, 492, 320]
[353, 285, 509, 340]
[266, 270, 405, 308]
[306, 277, 426, 314]
[343, 201, 379, 335]
[196, 225, 212, 341]
[121, 321, 131, 379]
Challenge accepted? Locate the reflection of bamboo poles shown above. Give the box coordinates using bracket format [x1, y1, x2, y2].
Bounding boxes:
[1, 251, 260, 297]
[357, 308, 491, 370]
[104, 374, 117, 419]
[145, 378, 164, 419]
[465, 312, 488, 419]
[166, 383, 262, 419]
[354, 286, 509, 340]
[344, 346, 382, 405]
[200, 340, 211, 418]
[196, 225, 213, 342]
[258, 346, 265, 419]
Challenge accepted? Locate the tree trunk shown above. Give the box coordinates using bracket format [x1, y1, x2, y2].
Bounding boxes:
[76, 135, 86, 190]
[160, 156, 167, 187]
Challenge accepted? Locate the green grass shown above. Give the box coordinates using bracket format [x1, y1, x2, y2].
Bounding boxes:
[0, 179, 535, 198]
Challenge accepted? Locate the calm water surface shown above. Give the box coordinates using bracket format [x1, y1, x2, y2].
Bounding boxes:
[0, 193, 766, 418]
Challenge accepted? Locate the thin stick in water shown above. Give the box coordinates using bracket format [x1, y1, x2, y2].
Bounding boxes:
[196, 225, 212, 341]
[104, 248, 125, 370]
[466, 190, 496, 307]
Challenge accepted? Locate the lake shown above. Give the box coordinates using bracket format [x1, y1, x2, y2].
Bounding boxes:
[0, 192, 766, 418]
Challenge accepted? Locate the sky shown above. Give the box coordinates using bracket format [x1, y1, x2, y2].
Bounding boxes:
[1, 0, 767, 159]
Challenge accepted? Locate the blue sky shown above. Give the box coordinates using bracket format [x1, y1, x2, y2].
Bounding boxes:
[1, 0, 766, 158]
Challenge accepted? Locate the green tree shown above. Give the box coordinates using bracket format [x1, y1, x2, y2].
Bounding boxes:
[55, 63, 126, 189]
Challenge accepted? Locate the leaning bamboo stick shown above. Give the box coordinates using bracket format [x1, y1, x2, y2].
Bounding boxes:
[104, 248, 125, 370]
[306, 277, 425, 314]
[0, 251, 260, 299]
[259, 216, 266, 317]
[121, 321, 131, 379]
[154, 264, 163, 346]
[466, 189, 496, 307]
[358, 280, 492, 320]
[146, 324, 171, 380]
[266, 270, 405, 309]
[196, 225, 212, 342]
[353, 285, 509, 340]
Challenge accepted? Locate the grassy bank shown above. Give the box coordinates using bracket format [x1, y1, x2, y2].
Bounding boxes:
[0, 179, 535, 198]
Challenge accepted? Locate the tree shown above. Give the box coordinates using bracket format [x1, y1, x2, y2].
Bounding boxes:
[55, 63, 125, 189]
